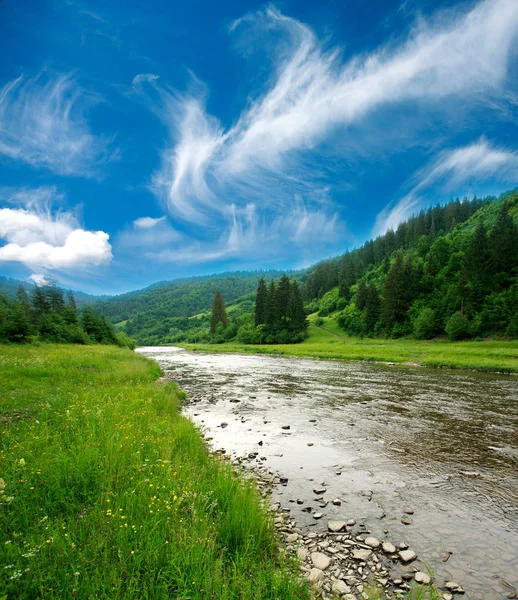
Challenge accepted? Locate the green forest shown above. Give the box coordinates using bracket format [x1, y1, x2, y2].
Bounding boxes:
[0, 283, 136, 348]
[90, 189, 517, 346]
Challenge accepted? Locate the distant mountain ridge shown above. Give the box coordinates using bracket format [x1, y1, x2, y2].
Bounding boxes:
[0, 277, 109, 305]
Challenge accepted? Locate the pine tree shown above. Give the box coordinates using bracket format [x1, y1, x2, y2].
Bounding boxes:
[275, 275, 292, 325]
[356, 281, 369, 310]
[364, 284, 380, 332]
[266, 280, 277, 327]
[381, 251, 406, 331]
[490, 202, 518, 274]
[210, 290, 228, 334]
[255, 278, 268, 326]
[16, 285, 30, 318]
[286, 280, 306, 331]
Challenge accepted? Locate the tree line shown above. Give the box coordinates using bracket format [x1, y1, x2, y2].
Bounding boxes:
[0, 284, 136, 348]
[308, 193, 518, 339]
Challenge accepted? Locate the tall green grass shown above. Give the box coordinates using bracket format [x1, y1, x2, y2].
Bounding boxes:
[184, 319, 518, 373]
[0, 345, 308, 599]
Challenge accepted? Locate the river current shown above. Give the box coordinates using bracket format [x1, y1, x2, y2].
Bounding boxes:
[137, 346, 518, 599]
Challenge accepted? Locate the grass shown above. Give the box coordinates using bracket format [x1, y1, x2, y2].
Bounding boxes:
[182, 317, 518, 373]
[0, 344, 309, 600]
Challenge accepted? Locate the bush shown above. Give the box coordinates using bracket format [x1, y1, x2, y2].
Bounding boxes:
[506, 317, 518, 339]
[445, 311, 471, 340]
[414, 308, 436, 340]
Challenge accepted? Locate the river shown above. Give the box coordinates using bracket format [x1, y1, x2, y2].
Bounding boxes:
[137, 346, 518, 599]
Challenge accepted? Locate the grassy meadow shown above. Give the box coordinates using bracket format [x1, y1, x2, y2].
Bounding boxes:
[0, 345, 309, 600]
[183, 317, 518, 373]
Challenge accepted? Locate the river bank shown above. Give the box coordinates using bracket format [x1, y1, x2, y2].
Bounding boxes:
[0, 345, 308, 599]
[139, 346, 518, 600]
[182, 321, 518, 374]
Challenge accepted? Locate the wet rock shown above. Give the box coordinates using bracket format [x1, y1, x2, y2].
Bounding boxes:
[332, 498, 342, 506]
[307, 442, 314, 446]
[296, 498, 304, 504]
[401, 516, 412, 525]
[399, 549, 417, 563]
[281, 425, 291, 430]
[382, 541, 396, 554]
[279, 477, 288, 485]
[351, 549, 372, 562]
[364, 537, 380, 549]
[347, 519, 356, 526]
[415, 572, 431, 584]
[308, 568, 325, 584]
[442, 594, 453, 600]
[309, 419, 317, 423]
[399, 542, 409, 550]
[445, 582, 461, 591]
[328, 521, 347, 532]
[220, 422, 228, 428]
[403, 508, 414, 514]
[229, 399, 240, 403]
[311, 552, 331, 570]
[313, 487, 327, 494]
[332, 580, 351, 596]
[313, 512, 323, 520]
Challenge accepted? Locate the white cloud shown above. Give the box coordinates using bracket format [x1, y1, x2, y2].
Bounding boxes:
[373, 139, 518, 235]
[141, 0, 518, 220]
[28, 274, 53, 287]
[0, 188, 113, 270]
[134, 0, 518, 262]
[132, 216, 166, 228]
[0, 71, 114, 176]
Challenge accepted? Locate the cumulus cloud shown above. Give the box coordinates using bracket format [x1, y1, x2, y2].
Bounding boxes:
[373, 139, 518, 235]
[0, 71, 114, 176]
[0, 188, 113, 270]
[133, 0, 518, 261]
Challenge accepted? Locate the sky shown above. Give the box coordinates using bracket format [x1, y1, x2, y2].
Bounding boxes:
[1, 0, 518, 295]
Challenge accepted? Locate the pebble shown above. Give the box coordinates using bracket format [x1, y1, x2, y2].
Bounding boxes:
[297, 547, 308, 561]
[403, 508, 415, 515]
[311, 552, 331, 570]
[364, 537, 380, 549]
[401, 516, 412, 525]
[307, 442, 314, 446]
[220, 422, 228, 428]
[308, 567, 325, 584]
[328, 521, 347, 532]
[415, 572, 431, 584]
[332, 580, 351, 595]
[399, 549, 417, 563]
[313, 487, 327, 494]
[286, 533, 299, 543]
[382, 541, 396, 554]
[332, 498, 342, 505]
[445, 581, 460, 591]
[313, 512, 323, 520]
[351, 549, 372, 562]
[281, 425, 290, 430]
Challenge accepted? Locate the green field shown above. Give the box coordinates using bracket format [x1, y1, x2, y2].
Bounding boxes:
[0, 345, 308, 600]
[183, 318, 518, 373]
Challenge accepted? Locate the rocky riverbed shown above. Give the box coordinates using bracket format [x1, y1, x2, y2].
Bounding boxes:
[138, 346, 518, 600]
[214, 442, 468, 600]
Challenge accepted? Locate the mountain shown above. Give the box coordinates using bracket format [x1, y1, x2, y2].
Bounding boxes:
[93, 190, 518, 345]
[0, 277, 110, 305]
[91, 270, 294, 344]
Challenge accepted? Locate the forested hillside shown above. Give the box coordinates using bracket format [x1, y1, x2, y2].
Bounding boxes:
[304, 191, 518, 339]
[93, 270, 291, 344]
[92, 191, 518, 345]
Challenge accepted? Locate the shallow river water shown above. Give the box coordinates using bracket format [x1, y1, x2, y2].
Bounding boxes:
[137, 347, 518, 599]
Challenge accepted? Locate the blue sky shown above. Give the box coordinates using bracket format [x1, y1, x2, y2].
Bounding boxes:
[1, 0, 518, 294]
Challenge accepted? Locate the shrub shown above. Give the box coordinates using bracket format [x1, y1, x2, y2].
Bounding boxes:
[414, 308, 436, 340]
[445, 311, 470, 340]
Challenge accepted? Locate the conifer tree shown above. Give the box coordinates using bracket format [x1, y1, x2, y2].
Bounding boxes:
[16, 285, 30, 318]
[275, 275, 292, 325]
[210, 290, 228, 334]
[266, 280, 277, 327]
[254, 277, 268, 326]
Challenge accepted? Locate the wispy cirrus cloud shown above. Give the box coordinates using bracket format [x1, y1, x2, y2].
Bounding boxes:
[132, 0, 518, 263]
[0, 187, 112, 270]
[373, 139, 518, 235]
[0, 71, 115, 176]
